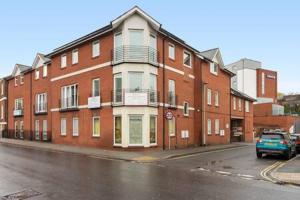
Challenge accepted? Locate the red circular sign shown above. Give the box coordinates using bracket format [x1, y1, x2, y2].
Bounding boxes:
[165, 111, 174, 120]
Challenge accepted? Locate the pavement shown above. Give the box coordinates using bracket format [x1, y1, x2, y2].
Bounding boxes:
[1, 142, 299, 199]
[271, 155, 300, 186]
[0, 138, 251, 163]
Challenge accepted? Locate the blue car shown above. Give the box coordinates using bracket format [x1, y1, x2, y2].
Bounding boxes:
[256, 131, 297, 160]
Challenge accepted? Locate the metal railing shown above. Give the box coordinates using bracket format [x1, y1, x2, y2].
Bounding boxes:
[34, 102, 48, 114]
[112, 45, 159, 66]
[13, 108, 24, 117]
[112, 89, 159, 107]
[59, 96, 79, 111]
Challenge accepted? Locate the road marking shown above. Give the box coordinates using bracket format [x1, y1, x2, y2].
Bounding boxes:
[216, 171, 232, 175]
[260, 161, 284, 183]
[237, 174, 255, 178]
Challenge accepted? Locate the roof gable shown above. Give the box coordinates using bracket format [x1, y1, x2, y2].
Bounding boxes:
[11, 64, 31, 77]
[200, 48, 225, 68]
[111, 6, 161, 30]
[32, 53, 50, 69]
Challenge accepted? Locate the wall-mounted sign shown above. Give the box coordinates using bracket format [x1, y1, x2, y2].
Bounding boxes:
[124, 92, 147, 105]
[266, 75, 276, 79]
[220, 130, 225, 136]
[88, 96, 101, 109]
[165, 111, 174, 120]
[181, 130, 189, 138]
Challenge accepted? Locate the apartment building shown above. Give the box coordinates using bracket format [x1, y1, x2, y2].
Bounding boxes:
[226, 58, 277, 103]
[2, 6, 255, 149]
[0, 78, 8, 137]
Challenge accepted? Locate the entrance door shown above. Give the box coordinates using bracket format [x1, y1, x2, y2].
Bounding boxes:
[129, 115, 143, 145]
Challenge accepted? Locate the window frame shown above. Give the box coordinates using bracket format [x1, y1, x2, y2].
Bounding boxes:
[61, 118, 67, 136]
[215, 119, 220, 134]
[238, 99, 242, 111]
[61, 84, 78, 109]
[92, 78, 100, 97]
[207, 89, 212, 105]
[245, 101, 250, 113]
[207, 119, 212, 135]
[14, 77, 18, 86]
[233, 97, 237, 110]
[114, 115, 122, 145]
[36, 93, 47, 113]
[35, 120, 40, 140]
[20, 75, 24, 84]
[92, 116, 100, 137]
[210, 62, 218, 75]
[92, 40, 100, 58]
[61, 54, 67, 68]
[215, 91, 219, 107]
[72, 49, 79, 65]
[168, 43, 175, 60]
[72, 117, 79, 136]
[43, 65, 48, 77]
[150, 115, 157, 145]
[35, 69, 40, 80]
[168, 117, 176, 137]
[183, 50, 192, 68]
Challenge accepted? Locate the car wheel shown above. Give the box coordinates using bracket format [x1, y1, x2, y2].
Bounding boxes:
[256, 151, 263, 159]
[285, 149, 291, 160]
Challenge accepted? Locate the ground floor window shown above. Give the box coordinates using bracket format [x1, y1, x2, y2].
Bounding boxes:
[35, 120, 39, 140]
[73, 118, 79, 136]
[168, 117, 176, 136]
[43, 120, 47, 140]
[129, 115, 143, 145]
[150, 115, 157, 144]
[20, 121, 24, 139]
[114, 116, 122, 144]
[61, 118, 66, 136]
[207, 119, 212, 135]
[93, 117, 100, 137]
[215, 119, 220, 134]
[14, 121, 18, 138]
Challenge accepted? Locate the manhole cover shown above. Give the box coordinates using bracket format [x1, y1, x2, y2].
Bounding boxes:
[2, 189, 41, 200]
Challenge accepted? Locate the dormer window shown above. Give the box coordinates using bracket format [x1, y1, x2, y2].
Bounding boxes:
[20, 75, 24, 85]
[43, 65, 47, 77]
[15, 77, 18, 86]
[210, 62, 218, 75]
[35, 69, 40, 80]
[183, 51, 192, 67]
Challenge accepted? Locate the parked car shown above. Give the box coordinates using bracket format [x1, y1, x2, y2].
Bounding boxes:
[291, 133, 300, 153]
[256, 131, 297, 160]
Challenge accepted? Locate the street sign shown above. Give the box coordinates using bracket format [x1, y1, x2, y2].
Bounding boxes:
[165, 111, 173, 120]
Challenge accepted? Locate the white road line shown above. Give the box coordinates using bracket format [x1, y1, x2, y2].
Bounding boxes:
[216, 171, 232, 175]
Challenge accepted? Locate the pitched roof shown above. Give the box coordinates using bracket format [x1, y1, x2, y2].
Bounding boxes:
[11, 64, 31, 77]
[231, 88, 256, 102]
[32, 53, 50, 68]
[199, 48, 219, 60]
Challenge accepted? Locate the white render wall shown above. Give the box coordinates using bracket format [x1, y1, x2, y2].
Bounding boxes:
[236, 68, 257, 99]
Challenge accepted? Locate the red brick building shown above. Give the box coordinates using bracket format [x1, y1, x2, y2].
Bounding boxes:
[2, 6, 255, 149]
[0, 77, 8, 137]
[256, 68, 278, 103]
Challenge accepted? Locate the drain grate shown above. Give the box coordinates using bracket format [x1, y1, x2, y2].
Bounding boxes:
[2, 189, 41, 200]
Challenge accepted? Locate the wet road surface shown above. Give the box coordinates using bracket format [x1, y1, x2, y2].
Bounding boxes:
[0, 144, 299, 200]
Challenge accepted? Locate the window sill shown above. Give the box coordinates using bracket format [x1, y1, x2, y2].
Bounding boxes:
[92, 55, 100, 59]
[92, 135, 100, 138]
[61, 134, 67, 137]
[183, 64, 192, 68]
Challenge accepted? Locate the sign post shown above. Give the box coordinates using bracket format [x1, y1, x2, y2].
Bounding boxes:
[165, 111, 174, 150]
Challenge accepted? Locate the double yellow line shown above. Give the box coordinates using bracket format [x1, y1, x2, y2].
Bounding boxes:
[260, 161, 285, 183]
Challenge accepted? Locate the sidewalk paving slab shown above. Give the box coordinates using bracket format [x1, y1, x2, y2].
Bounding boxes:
[0, 138, 252, 163]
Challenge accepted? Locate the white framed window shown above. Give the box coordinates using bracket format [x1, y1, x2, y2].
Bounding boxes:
[14, 77, 18, 86]
[233, 97, 236, 110]
[1, 82, 3, 95]
[183, 51, 192, 67]
[92, 78, 100, 97]
[114, 73, 122, 104]
[114, 116, 122, 145]
[183, 102, 189, 116]
[20, 75, 24, 84]
[215, 119, 220, 134]
[168, 117, 176, 136]
[43, 65, 48, 77]
[35, 120, 40, 140]
[129, 115, 143, 145]
[93, 116, 100, 137]
[262, 72, 265, 95]
[169, 43, 175, 60]
[245, 101, 250, 113]
[61, 54, 67, 68]
[42, 120, 47, 140]
[207, 119, 212, 135]
[210, 62, 218, 75]
[207, 89, 212, 105]
[15, 98, 23, 110]
[14, 121, 18, 138]
[238, 99, 242, 111]
[215, 91, 219, 107]
[61, 118, 66, 136]
[73, 117, 79, 136]
[92, 40, 100, 58]
[72, 49, 79, 65]
[61, 84, 78, 109]
[36, 93, 47, 113]
[168, 80, 176, 106]
[35, 70, 39, 80]
[20, 120, 24, 139]
[150, 115, 157, 145]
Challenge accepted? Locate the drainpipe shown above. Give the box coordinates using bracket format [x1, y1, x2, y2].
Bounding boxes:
[201, 60, 207, 146]
[162, 36, 166, 150]
[30, 72, 32, 140]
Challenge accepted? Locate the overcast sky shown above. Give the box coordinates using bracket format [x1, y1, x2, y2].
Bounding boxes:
[0, 0, 299, 93]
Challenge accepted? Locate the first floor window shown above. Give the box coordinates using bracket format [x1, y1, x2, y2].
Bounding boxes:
[92, 78, 100, 97]
[36, 93, 47, 113]
[61, 118, 66, 136]
[183, 102, 189, 116]
[15, 98, 23, 110]
[73, 118, 79, 136]
[168, 117, 176, 136]
[61, 84, 78, 109]
[150, 116, 157, 144]
[43, 120, 47, 140]
[114, 116, 122, 144]
[215, 119, 220, 134]
[35, 120, 39, 140]
[207, 119, 211, 135]
[93, 117, 100, 137]
[245, 101, 250, 112]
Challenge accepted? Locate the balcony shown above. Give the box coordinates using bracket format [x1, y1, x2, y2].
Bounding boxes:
[59, 96, 79, 112]
[13, 108, 24, 117]
[112, 89, 159, 107]
[88, 95, 101, 109]
[34, 103, 48, 115]
[112, 45, 159, 66]
[168, 92, 178, 109]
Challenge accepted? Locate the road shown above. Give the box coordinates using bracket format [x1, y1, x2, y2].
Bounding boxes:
[0, 143, 299, 200]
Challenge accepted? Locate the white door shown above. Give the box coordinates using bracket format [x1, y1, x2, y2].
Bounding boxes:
[129, 115, 143, 145]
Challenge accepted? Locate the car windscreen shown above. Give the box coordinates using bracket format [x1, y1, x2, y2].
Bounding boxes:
[261, 134, 284, 140]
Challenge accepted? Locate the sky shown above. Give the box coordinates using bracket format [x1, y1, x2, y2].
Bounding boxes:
[0, 0, 299, 94]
